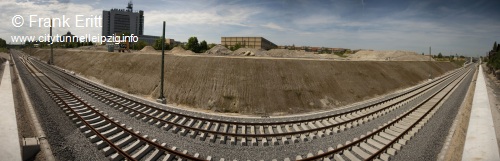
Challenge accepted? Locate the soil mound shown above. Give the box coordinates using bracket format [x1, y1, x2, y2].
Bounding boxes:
[140, 46, 157, 52]
[231, 48, 266, 56]
[206, 45, 231, 55]
[349, 50, 433, 61]
[266, 49, 340, 59]
[30, 49, 458, 116]
[170, 47, 195, 55]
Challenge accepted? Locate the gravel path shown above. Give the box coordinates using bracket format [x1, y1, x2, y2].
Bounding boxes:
[391, 66, 475, 161]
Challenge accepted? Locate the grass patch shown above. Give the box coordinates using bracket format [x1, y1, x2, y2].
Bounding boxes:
[434, 57, 467, 67]
[0, 48, 8, 53]
[451, 60, 466, 66]
[333, 52, 348, 58]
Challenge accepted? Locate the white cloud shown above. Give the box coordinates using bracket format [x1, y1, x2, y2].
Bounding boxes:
[292, 14, 340, 26]
[261, 22, 286, 31]
[144, 6, 260, 27]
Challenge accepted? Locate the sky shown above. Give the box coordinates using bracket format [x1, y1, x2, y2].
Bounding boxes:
[1, 0, 499, 57]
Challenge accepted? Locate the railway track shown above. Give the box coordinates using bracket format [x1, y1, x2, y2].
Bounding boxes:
[16, 53, 207, 161]
[15, 51, 474, 160]
[29, 55, 468, 146]
[297, 65, 473, 161]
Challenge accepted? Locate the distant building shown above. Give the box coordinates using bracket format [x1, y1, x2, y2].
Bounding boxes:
[221, 37, 277, 50]
[165, 38, 177, 46]
[102, 1, 144, 36]
[136, 36, 181, 47]
[60, 31, 77, 42]
[137, 35, 159, 45]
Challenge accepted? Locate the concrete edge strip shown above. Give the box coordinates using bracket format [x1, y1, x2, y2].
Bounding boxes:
[462, 65, 500, 160]
[1, 60, 22, 161]
[436, 65, 478, 161]
[11, 54, 56, 161]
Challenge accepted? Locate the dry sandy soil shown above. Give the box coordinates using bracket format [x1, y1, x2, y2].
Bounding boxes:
[348, 50, 433, 61]
[27, 48, 458, 116]
[81, 45, 431, 61]
[0, 52, 9, 61]
[206, 46, 341, 59]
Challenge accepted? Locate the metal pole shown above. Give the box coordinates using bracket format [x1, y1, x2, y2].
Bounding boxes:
[50, 18, 53, 65]
[429, 46, 432, 79]
[157, 21, 166, 104]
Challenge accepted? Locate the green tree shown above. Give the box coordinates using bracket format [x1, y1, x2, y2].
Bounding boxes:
[186, 37, 200, 52]
[0, 38, 6, 48]
[229, 43, 242, 51]
[133, 41, 148, 50]
[208, 43, 216, 49]
[494, 41, 497, 51]
[153, 37, 164, 50]
[200, 40, 208, 52]
[153, 37, 171, 50]
[437, 53, 443, 58]
[65, 42, 73, 48]
[25, 40, 31, 46]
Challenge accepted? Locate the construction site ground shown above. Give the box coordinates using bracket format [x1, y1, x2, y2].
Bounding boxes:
[26, 48, 458, 116]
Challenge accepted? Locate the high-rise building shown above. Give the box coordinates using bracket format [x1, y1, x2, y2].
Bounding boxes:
[102, 1, 144, 36]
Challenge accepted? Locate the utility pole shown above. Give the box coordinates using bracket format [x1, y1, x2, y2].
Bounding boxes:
[429, 46, 432, 79]
[50, 18, 54, 65]
[157, 21, 166, 104]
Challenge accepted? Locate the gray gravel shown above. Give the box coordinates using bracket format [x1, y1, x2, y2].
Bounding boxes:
[12, 52, 107, 161]
[391, 66, 475, 161]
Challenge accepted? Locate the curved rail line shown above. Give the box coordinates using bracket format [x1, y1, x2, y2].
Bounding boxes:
[16, 50, 474, 160]
[298, 65, 473, 161]
[15, 53, 207, 161]
[29, 54, 468, 147]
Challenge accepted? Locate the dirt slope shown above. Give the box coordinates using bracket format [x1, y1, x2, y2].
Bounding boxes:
[28, 49, 458, 116]
[349, 50, 433, 61]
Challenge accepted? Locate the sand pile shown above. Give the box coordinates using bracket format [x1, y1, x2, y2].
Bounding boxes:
[267, 49, 305, 57]
[140, 46, 157, 52]
[266, 49, 340, 59]
[348, 50, 433, 61]
[231, 48, 266, 56]
[205, 45, 232, 55]
[170, 47, 195, 55]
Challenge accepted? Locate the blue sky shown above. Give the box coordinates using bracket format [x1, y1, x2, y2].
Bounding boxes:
[1, 0, 500, 56]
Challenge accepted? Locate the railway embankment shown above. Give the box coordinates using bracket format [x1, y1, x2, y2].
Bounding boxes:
[28, 49, 459, 115]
